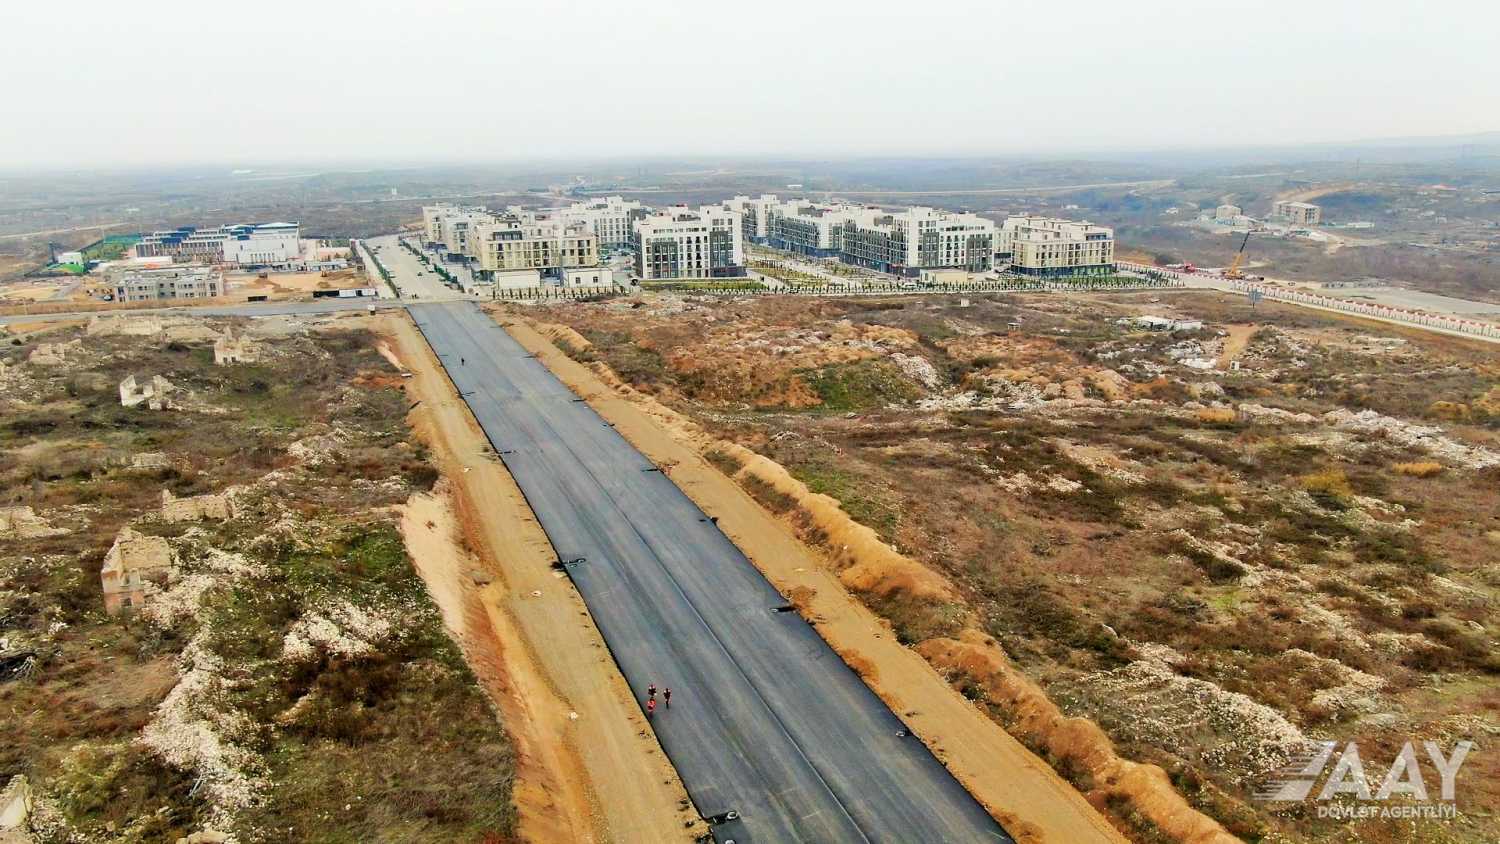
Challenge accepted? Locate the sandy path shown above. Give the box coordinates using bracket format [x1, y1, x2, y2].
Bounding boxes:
[500, 314, 1126, 844]
[1217, 323, 1256, 369]
[382, 313, 699, 844]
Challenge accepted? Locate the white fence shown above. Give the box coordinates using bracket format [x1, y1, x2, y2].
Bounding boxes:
[1116, 261, 1500, 342]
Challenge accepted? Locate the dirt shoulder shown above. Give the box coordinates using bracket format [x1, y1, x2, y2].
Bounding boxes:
[381, 313, 699, 843]
[498, 314, 1126, 844]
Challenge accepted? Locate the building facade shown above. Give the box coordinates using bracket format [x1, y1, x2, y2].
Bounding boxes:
[999, 216, 1116, 277]
[1272, 201, 1322, 225]
[559, 196, 646, 250]
[635, 206, 745, 280]
[759, 201, 994, 275]
[467, 216, 599, 275]
[1214, 204, 1242, 221]
[721, 194, 780, 244]
[135, 222, 301, 266]
[113, 267, 224, 302]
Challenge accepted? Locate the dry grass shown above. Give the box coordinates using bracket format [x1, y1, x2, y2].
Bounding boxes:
[1392, 461, 1445, 478]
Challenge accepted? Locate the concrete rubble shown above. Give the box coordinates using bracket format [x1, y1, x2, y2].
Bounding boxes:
[0, 506, 67, 540]
[160, 488, 239, 524]
[0, 775, 33, 843]
[26, 340, 81, 366]
[86, 314, 164, 337]
[213, 327, 260, 365]
[100, 526, 174, 614]
[119, 374, 176, 410]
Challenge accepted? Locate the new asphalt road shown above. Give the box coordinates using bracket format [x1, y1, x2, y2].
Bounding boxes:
[409, 301, 1011, 843]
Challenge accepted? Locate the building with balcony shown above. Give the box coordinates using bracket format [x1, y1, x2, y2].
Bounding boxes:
[559, 196, 647, 250]
[467, 214, 599, 276]
[112, 267, 224, 302]
[1272, 200, 1322, 225]
[721, 194, 780, 244]
[998, 216, 1116, 277]
[635, 206, 744, 280]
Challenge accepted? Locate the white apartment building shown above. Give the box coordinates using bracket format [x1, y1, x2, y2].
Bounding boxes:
[422, 204, 489, 247]
[759, 201, 994, 275]
[635, 206, 745, 280]
[559, 196, 646, 250]
[765, 201, 856, 257]
[721, 194, 779, 244]
[999, 216, 1116, 277]
[467, 216, 599, 275]
[1272, 200, 1322, 225]
[1214, 204, 1242, 221]
[438, 209, 499, 256]
[135, 222, 302, 266]
[113, 267, 223, 302]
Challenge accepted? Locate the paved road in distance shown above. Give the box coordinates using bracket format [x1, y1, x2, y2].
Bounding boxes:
[409, 301, 1011, 844]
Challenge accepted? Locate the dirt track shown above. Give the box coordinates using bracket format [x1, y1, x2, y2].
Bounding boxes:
[499, 313, 1128, 844]
[382, 313, 699, 843]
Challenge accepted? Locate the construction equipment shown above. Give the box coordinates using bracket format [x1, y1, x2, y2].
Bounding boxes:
[1224, 231, 1252, 280]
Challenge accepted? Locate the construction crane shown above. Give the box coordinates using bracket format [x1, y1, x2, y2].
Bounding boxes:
[1223, 230, 1252, 280]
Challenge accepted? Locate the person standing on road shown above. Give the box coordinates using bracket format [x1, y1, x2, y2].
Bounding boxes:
[663, 688, 671, 709]
[647, 683, 657, 701]
[646, 697, 656, 718]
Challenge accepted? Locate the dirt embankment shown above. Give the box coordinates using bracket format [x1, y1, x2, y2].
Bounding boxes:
[381, 314, 699, 844]
[512, 314, 1172, 844]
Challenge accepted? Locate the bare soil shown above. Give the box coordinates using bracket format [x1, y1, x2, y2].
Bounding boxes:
[381, 313, 700, 843]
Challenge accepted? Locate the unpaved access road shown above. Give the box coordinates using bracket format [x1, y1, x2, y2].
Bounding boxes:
[408, 301, 1011, 843]
[382, 314, 700, 843]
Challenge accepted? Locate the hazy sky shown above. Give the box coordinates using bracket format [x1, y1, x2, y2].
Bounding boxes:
[3, 0, 1495, 168]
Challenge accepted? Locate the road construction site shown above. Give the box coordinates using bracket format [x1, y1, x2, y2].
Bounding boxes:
[408, 300, 1012, 842]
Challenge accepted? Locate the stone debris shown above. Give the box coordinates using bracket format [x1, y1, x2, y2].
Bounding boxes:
[0, 506, 67, 539]
[86, 314, 164, 337]
[140, 634, 266, 829]
[213, 327, 260, 365]
[160, 488, 240, 524]
[0, 775, 32, 835]
[26, 340, 81, 366]
[119, 374, 176, 410]
[131, 452, 173, 470]
[1237, 403, 1317, 425]
[100, 526, 174, 614]
[282, 601, 397, 662]
[286, 427, 350, 466]
[1072, 657, 1315, 786]
[889, 352, 941, 389]
[1324, 407, 1500, 469]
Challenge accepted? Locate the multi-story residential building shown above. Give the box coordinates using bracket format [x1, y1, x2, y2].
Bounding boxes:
[721, 194, 779, 244]
[112, 267, 224, 302]
[438, 209, 498, 257]
[635, 206, 744, 280]
[765, 201, 855, 257]
[559, 196, 646, 250]
[467, 215, 599, 276]
[134, 222, 301, 266]
[998, 216, 1116, 277]
[422, 204, 489, 247]
[758, 201, 994, 275]
[1272, 200, 1322, 225]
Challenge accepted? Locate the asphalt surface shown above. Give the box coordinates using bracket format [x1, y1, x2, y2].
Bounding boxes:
[364, 234, 469, 301]
[409, 301, 1010, 844]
